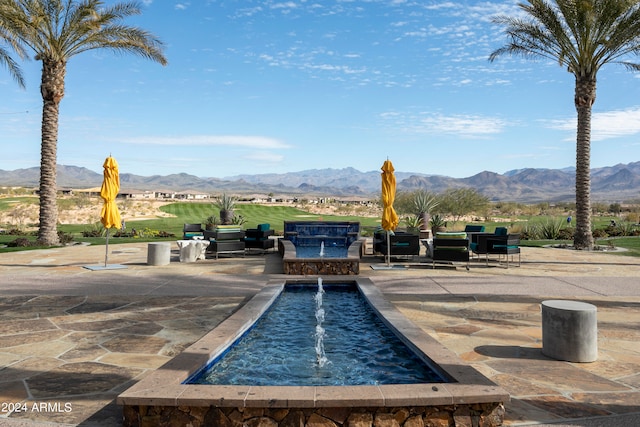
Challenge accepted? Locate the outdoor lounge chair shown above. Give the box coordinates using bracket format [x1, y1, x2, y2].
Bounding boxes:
[470, 232, 493, 261]
[203, 226, 246, 259]
[487, 233, 521, 268]
[243, 223, 275, 252]
[182, 223, 204, 240]
[432, 232, 470, 269]
[373, 230, 420, 259]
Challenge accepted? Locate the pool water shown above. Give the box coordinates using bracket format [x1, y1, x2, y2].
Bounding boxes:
[188, 284, 446, 386]
[295, 245, 348, 258]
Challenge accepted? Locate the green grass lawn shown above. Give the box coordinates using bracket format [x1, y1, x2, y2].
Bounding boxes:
[131, 203, 382, 236]
[0, 196, 38, 211]
[2, 201, 638, 257]
[596, 236, 640, 256]
[0, 203, 384, 251]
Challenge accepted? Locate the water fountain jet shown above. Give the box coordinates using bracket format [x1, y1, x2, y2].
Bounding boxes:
[314, 278, 329, 367]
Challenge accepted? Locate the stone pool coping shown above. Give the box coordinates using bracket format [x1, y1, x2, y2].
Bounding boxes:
[117, 277, 508, 410]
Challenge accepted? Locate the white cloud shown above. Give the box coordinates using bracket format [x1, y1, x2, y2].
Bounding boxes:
[119, 135, 291, 149]
[234, 6, 263, 17]
[547, 107, 640, 141]
[424, 2, 457, 11]
[420, 113, 506, 137]
[380, 111, 508, 138]
[271, 2, 298, 10]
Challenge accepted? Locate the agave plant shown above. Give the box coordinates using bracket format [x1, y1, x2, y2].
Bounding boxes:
[413, 190, 439, 230]
[429, 214, 447, 233]
[403, 215, 423, 234]
[413, 190, 439, 214]
[204, 215, 218, 230]
[214, 193, 237, 224]
[539, 218, 565, 240]
[214, 193, 237, 211]
[231, 214, 247, 226]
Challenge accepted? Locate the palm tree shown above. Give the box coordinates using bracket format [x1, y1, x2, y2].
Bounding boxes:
[0, 0, 167, 245]
[489, 0, 640, 250]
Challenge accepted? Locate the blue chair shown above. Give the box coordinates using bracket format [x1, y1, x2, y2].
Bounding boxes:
[464, 225, 485, 233]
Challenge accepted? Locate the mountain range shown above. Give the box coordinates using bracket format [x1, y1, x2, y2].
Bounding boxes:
[1, 162, 639, 203]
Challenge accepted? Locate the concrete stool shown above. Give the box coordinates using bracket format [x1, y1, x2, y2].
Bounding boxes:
[147, 242, 171, 266]
[542, 300, 597, 362]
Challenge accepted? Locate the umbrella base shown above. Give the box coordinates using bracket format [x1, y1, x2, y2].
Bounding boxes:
[83, 264, 127, 271]
[370, 264, 408, 270]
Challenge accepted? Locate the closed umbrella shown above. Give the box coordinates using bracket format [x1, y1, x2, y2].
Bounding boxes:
[100, 156, 122, 267]
[381, 159, 399, 267]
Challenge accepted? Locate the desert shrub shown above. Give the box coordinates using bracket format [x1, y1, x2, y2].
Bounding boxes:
[603, 221, 640, 236]
[557, 227, 574, 240]
[592, 228, 608, 238]
[623, 212, 639, 224]
[134, 227, 171, 238]
[517, 222, 540, 240]
[5, 228, 25, 235]
[616, 221, 637, 237]
[112, 230, 135, 237]
[7, 237, 32, 247]
[57, 231, 74, 245]
[604, 224, 626, 237]
[82, 223, 105, 237]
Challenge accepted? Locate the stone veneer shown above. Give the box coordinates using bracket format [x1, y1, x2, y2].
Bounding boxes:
[118, 279, 509, 427]
[123, 403, 506, 426]
[279, 238, 363, 275]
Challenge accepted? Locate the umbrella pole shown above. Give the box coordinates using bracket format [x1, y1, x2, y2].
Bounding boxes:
[387, 230, 391, 267]
[105, 228, 110, 267]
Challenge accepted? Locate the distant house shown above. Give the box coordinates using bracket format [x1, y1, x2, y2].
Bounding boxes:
[73, 187, 102, 197]
[173, 191, 209, 200]
[122, 191, 156, 199]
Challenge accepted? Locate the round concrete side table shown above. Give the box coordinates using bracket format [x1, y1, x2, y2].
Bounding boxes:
[147, 242, 171, 266]
[542, 300, 597, 362]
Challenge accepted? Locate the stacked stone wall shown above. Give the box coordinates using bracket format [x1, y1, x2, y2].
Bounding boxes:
[280, 239, 362, 275]
[283, 259, 360, 275]
[123, 403, 506, 427]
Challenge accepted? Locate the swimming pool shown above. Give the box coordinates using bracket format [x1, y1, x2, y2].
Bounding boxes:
[187, 282, 448, 386]
[118, 278, 509, 426]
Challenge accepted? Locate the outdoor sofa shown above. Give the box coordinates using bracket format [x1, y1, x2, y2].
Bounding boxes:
[373, 230, 420, 259]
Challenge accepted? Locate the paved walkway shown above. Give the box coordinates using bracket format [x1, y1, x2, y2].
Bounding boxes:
[0, 241, 638, 426]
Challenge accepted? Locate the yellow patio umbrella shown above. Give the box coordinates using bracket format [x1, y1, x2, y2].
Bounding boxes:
[381, 159, 399, 266]
[100, 156, 122, 267]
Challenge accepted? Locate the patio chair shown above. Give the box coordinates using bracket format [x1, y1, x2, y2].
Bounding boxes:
[487, 233, 521, 267]
[243, 223, 275, 252]
[432, 232, 470, 270]
[183, 223, 204, 240]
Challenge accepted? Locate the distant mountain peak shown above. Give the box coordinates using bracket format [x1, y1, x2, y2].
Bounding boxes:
[1, 162, 639, 202]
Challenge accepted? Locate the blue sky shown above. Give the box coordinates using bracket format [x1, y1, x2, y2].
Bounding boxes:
[1, 0, 640, 180]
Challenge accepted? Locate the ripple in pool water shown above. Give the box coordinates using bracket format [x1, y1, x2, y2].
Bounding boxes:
[189, 284, 446, 386]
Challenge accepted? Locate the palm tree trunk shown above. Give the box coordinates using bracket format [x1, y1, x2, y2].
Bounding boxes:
[573, 77, 596, 250]
[37, 59, 66, 246]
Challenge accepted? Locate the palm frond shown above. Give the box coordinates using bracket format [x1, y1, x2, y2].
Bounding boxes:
[490, 0, 640, 79]
[0, 44, 25, 87]
[0, 0, 166, 65]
